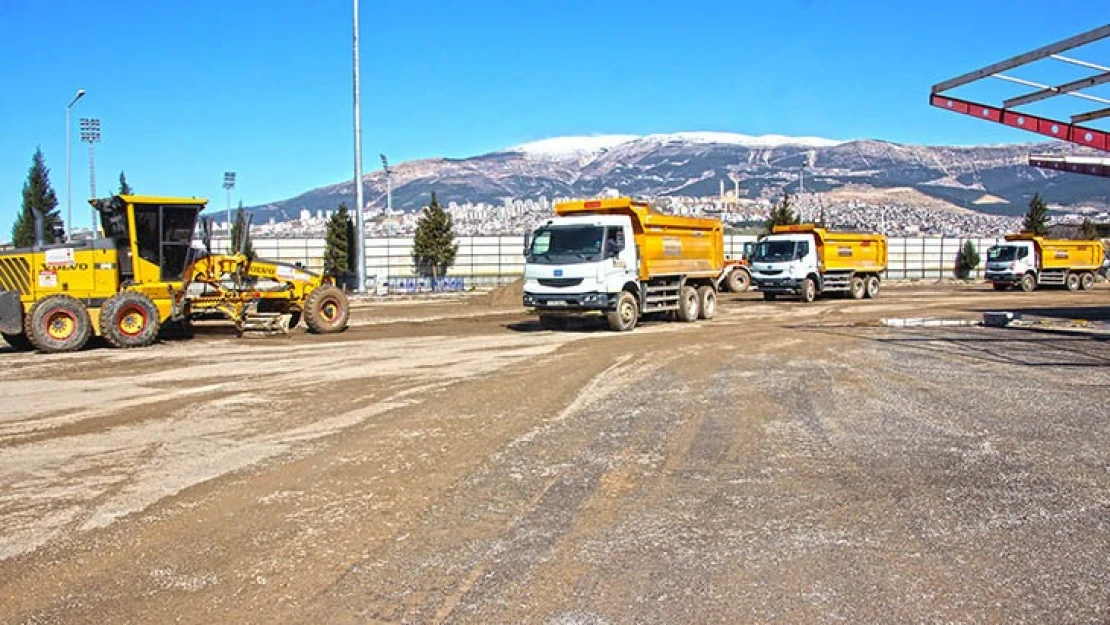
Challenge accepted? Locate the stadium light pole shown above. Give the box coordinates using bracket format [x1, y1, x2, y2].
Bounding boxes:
[79, 118, 102, 239]
[351, 0, 367, 293]
[65, 89, 86, 240]
[380, 153, 392, 213]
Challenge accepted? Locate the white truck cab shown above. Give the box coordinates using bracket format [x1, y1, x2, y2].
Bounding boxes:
[750, 233, 815, 297]
[523, 214, 637, 316]
[984, 240, 1035, 289]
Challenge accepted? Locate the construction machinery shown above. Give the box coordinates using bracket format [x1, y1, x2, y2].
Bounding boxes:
[984, 234, 1104, 292]
[523, 197, 733, 331]
[750, 225, 887, 302]
[0, 194, 348, 353]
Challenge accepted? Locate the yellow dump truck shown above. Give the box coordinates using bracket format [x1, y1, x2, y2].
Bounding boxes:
[750, 225, 888, 302]
[985, 234, 1104, 292]
[523, 197, 739, 331]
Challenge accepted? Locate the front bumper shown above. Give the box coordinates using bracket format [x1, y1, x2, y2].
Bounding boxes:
[752, 276, 803, 294]
[523, 291, 613, 312]
[984, 271, 1019, 284]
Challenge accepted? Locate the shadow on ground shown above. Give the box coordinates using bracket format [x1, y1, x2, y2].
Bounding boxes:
[804, 325, 1110, 368]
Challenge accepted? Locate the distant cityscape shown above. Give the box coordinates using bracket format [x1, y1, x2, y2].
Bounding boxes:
[237, 191, 1109, 239]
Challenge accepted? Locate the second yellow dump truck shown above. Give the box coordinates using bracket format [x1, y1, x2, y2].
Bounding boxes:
[750, 225, 888, 302]
[984, 234, 1104, 292]
[523, 197, 738, 331]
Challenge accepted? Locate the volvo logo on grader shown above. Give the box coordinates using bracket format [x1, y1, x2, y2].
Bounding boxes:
[41, 263, 90, 272]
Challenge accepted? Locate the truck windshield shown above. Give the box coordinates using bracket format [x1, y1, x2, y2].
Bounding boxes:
[753, 239, 800, 262]
[987, 246, 1018, 262]
[528, 225, 604, 264]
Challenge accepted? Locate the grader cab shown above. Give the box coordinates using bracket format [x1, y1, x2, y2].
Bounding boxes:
[0, 194, 349, 353]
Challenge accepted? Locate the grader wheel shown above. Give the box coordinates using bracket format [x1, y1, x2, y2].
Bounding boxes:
[100, 292, 161, 349]
[304, 284, 350, 334]
[27, 295, 92, 353]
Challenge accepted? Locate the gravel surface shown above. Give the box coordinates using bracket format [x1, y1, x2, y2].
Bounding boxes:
[1, 285, 1108, 623]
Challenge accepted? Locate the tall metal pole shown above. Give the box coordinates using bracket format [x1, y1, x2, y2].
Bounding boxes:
[65, 89, 85, 240]
[352, 0, 367, 293]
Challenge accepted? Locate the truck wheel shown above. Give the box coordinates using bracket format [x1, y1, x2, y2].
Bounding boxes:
[763, 292, 777, 302]
[606, 292, 638, 332]
[1020, 273, 1037, 293]
[100, 292, 161, 349]
[849, 276, 866, 300]
[1, 332, 32, 351]
[696, 286, 716, 320]
[992, 283, 1009, 291]
[799, 278, 817, 303]
[1080, 272, 1096, 291]
[27, 295, 92, 353]
[865, 276, 881, 299]
[726, 268, 750, 293]
[676, 285, 699, 322]
[304, 285, 350, 334]
[1066, 272, 1080, 291]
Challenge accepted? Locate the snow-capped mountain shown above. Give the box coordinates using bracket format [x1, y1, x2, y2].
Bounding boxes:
[246, 133, 1110, 221]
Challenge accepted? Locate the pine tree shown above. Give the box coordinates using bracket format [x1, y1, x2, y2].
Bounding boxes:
[1079, 218, 1098, 240]
[412, 192, 458, 288]
[324, 203, 355, 275]
[12, 148, 62, 247]
[118, 171, 133, 195]
[955, 240, 980, 279]
[230, 200, 254, 257]
[1022, 193, 1049, 236]
[764, 192, 799, 234]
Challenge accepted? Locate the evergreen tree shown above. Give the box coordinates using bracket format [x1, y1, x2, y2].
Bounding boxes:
[1022, 193, 1049, 236]
[764, 192, 799, 234]
[324, 203, 356, 275]
[1079, 218, 1098, 240]
[118, 171, 133, 195]
[412, 191, 458, 287]
[12, 148, 62, 247]
[955, 240, 980, 280]
[230, 200, 254, 257]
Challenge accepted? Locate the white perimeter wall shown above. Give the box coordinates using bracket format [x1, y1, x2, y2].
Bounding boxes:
[209, 235, 1006, 290]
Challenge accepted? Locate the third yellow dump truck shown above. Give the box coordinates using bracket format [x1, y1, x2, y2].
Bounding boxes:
[750, 224, 888, 302]
[984, 234, 1104, 292]
[523, 197, 740, 331]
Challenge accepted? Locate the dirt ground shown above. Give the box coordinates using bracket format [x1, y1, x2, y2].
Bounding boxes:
[2, 283, 1109, 624]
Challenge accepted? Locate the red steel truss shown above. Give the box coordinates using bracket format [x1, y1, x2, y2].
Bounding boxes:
[931, 24, 1110, 177]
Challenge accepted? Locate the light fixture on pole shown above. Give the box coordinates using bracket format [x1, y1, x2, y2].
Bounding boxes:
[351, 0, 367, 293]
[79, 118, 102, 239]
[65, 89, 86, 240]
[380, 153, 392, 213]
[222, 171, 236, 234]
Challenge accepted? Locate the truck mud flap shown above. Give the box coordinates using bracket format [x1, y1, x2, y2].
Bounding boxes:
[0, 291, 23, 335]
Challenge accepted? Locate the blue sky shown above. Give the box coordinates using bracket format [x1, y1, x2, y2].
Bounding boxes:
[1, 1, 1107, 233]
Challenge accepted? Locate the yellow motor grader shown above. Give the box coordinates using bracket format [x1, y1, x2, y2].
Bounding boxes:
[0, 194, 349, 353]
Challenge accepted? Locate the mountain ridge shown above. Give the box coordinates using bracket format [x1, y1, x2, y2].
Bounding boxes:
[245, 134, 1110, 222]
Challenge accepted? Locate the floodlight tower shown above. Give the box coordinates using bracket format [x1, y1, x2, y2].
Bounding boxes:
[380, 153, 393, 212]
[223, 171, 236, 232]
[79, 118, 101, 238]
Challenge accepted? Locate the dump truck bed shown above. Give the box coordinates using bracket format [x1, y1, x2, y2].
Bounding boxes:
[1005, 235, 1104, 270]
[556, 198, 724, 281]
[772, 225, 887, 272]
